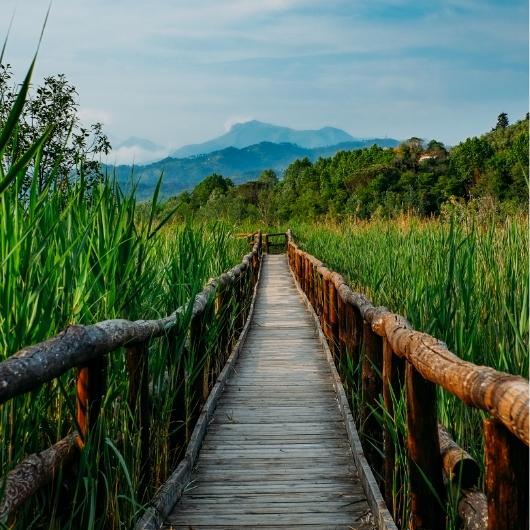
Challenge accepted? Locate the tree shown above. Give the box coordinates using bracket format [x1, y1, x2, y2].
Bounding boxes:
[0, 64, 111, 194]
[190, 173, 233, 209]
[495, 112, 509, 130]
[258, 169, 278, 187]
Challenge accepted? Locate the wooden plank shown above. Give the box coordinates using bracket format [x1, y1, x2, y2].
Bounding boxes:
[183, 481, 362, 494]
[163, 255, 376, 529]
[173, 500, 368, 514]
[166, 513, 370, 525]
[165, 525, 371, 530]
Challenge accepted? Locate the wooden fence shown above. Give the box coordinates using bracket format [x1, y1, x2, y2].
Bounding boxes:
[286, 229, 528, 530]
[0, 233, 263, 521]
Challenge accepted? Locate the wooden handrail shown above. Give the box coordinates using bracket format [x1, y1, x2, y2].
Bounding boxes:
[0, 231, 263, 519]
[263, 232, 288, 254]
[286, 230, 528, 444]
[286, 228, 529, 530]
[0, 238, 261, 404]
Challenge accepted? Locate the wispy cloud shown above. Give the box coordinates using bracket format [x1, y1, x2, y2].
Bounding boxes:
[79, 108, 112, 126]
[2, 0, 528, 146]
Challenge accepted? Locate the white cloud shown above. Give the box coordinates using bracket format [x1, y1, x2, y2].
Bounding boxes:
[108, 145, 170, 166]
[2, 0, 526, 147]
[79, 107, 112, 126]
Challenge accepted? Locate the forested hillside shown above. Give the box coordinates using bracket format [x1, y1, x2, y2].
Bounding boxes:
[111, 138, 399, 200]
[158, 114, 529, 222]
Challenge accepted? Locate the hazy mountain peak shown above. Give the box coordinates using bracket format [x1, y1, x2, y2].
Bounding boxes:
[229, 119, 265, 130]
[171, 121, 356, 158]
[111, 137, 169, 165]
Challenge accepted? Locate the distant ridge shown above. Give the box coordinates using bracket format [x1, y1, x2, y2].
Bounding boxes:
[172, 120, 356, 157]
[111, 137, 399, 200]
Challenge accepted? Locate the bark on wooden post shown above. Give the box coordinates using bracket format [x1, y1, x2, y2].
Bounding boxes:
[336, 292, 346, 361]
[318, 270, 325, 318]
[438, 424, 480, 488]
[234, 270, 246, 334]
[328, 280, 339, 360]
[322, 276, 331, 344]
[168, 331, 186, 468]
[0, 434, 79, 519]
[484, 418, 529, 530]
[215, 283, 229, 364]
[126, 340, 151, 500]
[406, 362, 445, 530]
[297, 252, 301, 281]
[360, 322, 383, 479]
[299, 253, 306, 292]
[308, 259, 315, 306]
[342, 301, 353, 355]
[76, 356, 107, 446]
[382, 338, 405, 519]
[459, 488, 488, 530]
[305, 256, 311, 299]
[189, 309, 207, 438]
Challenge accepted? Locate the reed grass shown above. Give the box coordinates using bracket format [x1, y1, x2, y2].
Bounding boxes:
[0, 60, 247, 528]
[292, 214, 528, 529]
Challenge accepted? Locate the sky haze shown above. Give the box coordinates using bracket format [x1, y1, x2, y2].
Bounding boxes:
[2, 0, 528, 163]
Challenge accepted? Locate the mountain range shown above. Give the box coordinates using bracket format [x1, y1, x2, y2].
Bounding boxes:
[108, 121, 399, 200]
[171, 121, 357, 157]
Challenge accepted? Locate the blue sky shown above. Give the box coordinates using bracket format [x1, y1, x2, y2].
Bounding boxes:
[2, 0, 528, 163]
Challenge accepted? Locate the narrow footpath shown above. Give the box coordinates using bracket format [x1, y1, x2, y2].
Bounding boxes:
[164, 254, 374, 529]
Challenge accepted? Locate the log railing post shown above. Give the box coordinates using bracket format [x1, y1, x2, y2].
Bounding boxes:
[484, 418, 529, 530]
[189, 308, 207, 435]
[236, 269, 246, 333]
[360, 322, 383, 479]
[76, 356, 107, 446]
[327, 280, 339, 360]
[308, 259, 315, 306]
[405, 362, 445, 530]
[298, 253, 303, 285]
[382, 338, 405, 521]
[321, 275, 330, 342]
[299, 253, 305, 292]
[336, 292, 346, 361]
[304, 256, 311, 299]
[126, 340, 151, 500]
[168, 328, 185, 468]
[201, 294, 217, 401]
[215, 281, 229, 365]
[316, 266, 323, 314]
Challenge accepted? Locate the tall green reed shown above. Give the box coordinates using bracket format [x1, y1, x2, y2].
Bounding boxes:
[0, 58, 247, 528]
[293, 214, 528, 529]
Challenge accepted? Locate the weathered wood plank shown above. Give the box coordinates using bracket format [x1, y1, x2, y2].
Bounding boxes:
[163, 255, 376, 529]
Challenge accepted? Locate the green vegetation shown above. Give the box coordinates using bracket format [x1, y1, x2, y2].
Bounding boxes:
[0, 63, 110, 194]
[162, 113, 528, 222]
[112, 134, 399, 201]
[0, 60, 247, 529]
[292, 215, 528, 528]
[1, 39, 527, 530]
[294, 216, 528, 377]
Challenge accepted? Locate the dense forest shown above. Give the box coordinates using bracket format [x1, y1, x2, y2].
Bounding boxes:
[159, 113, 528, 222]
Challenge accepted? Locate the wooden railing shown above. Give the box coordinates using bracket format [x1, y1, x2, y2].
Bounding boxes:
[0, 232, 262, 521]
[264, 232, 288, 254]
[286, 229, 528, 530]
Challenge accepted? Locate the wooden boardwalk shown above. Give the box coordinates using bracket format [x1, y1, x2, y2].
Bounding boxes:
[164, 254, 374, 529]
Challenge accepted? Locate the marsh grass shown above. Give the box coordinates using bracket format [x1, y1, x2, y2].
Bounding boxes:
[0, 58, 247, 527]
[293, 214, 528, 528]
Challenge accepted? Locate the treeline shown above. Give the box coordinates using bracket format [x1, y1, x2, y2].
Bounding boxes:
[159, 113, 528, 222]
